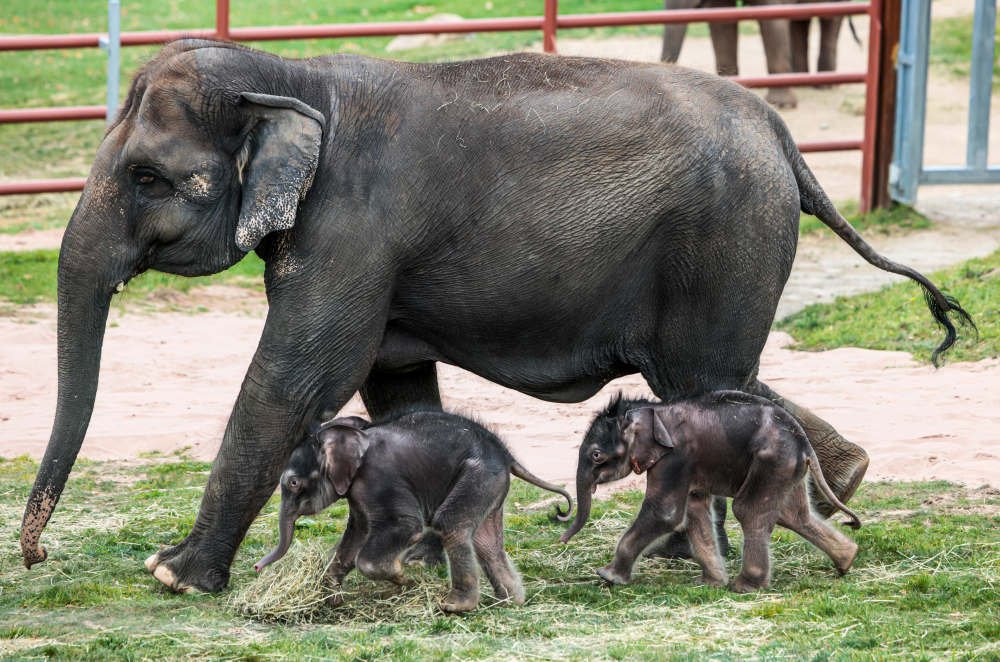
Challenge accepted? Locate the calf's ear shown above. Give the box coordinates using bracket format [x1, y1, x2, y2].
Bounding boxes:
[624, 407, 674, 474]
[234, 93, 326, 252]
[317, 425, 371, 496]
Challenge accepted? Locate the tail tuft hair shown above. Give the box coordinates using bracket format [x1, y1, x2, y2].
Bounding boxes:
[924, 289, 977, 367]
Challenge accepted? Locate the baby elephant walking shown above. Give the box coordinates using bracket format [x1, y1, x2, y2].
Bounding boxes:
[255, 410, 573, 612]
[562, 392, 861, 593]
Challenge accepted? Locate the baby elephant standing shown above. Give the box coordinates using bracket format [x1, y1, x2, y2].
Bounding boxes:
[255, 410, 573, 612]
[562, 392, 861, 593]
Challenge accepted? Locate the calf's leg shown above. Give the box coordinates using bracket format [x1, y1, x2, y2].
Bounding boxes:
[473, 506, 525, 606]
[777, 481, 859, 575]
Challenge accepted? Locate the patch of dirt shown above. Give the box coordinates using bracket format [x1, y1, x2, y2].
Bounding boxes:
[2, 312, 998, 492]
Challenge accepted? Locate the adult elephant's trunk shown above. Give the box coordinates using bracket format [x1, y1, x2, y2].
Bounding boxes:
[559, 468, 594, 543]
[255, 501, 298, 572]
[20, 192, 141, 569]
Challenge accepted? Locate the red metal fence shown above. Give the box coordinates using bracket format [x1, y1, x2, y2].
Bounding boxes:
[0, 0, 883, 208]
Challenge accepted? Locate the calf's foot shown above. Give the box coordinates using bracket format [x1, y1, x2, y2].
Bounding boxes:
[730, 573, 769, 594]
[695, 573, 728, 588]
[597, 564, 631, 586]
[403, 533, 446, 568]
[440, 589, 480, 613]
[835, 541, 859, 576]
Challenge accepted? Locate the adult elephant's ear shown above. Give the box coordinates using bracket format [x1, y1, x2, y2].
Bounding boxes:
[317, 425, 371, 496]
[234, 93, 326, 252]
[624, 408, 674, 474]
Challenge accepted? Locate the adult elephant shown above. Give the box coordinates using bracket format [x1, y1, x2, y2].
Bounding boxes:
[21, 40, 971, 593]
[660, 0, 798, 108]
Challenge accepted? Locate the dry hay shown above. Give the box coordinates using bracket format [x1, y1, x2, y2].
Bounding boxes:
[228, 542, 345, 624]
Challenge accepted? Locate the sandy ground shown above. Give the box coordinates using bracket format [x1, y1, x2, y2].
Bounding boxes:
[2, 0, 997, 493]
[1, 301, 997, 490]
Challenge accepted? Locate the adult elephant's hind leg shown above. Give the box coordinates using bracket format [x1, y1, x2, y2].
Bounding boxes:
[360, 362, 443, 420]
[361, 362, 448, 568]
[750, 380, 869, 517]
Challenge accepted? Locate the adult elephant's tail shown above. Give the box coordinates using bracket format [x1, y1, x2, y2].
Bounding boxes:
[782, 138, 976, 366]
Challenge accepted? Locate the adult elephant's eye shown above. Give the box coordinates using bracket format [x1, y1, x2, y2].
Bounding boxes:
[139, 175, 154, 184]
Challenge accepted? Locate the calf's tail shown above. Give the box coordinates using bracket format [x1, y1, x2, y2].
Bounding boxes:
[510, 461, 574, 522]
[805, 449, 863, 530]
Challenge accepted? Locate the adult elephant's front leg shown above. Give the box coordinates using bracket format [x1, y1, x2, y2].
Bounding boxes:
[750, 380, 869, 516]
[145, 298, 384, 593]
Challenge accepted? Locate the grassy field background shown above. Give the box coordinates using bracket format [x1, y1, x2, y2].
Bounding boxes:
[1, 453, 999, 661]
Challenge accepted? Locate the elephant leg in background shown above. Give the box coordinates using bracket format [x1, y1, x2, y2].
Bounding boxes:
[644, 494, 730, 560]
[660, 0, 706, 63]
[751, 0, 798, 108]
[704, 0, 739, 75]
[750, 379, 869, 518]
[790, 17, 811, 72]
[817, 15, 844, 74]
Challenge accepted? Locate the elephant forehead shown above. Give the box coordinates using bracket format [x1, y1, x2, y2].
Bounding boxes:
[125, 119, 221, 174]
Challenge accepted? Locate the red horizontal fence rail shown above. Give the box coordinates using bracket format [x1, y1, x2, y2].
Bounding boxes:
[1, 0, 881, 208]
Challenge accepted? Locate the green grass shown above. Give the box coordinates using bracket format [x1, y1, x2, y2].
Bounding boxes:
[0, 0, 972, 204]
[0, 249, 265, 304]
[1, 454, 999, 660]
[778, 248, 999, 364]
[930, 11, 1000, 85]
[0, 199, 927, 305]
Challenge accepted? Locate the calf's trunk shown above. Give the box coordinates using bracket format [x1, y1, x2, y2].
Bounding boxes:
[559, 469, 594, 543]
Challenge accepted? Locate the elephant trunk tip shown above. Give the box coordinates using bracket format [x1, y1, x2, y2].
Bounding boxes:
[22, 544, 47, 569]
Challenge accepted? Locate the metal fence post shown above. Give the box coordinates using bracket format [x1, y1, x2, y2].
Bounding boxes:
[543, 0, 558, 53]
[860, 0, 885, 212]
[98, 0, 121, 127]
[889, 0, 931, 204]
[216, 0, 231, 40]
[966, 0, 996, 172]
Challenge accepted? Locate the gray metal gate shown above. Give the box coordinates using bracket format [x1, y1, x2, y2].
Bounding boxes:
[891, 0, 998, 203]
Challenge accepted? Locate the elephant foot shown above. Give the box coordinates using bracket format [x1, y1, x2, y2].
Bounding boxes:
[642, 531, 692, 560]
[765, 87, 798, 109]
[403, 533, 446, 568]
[144, 541, 229, 594]
[730, 574, 768, 594]
[695, 573, 728, 588]
[834, 541, 859, 577]
[440, 590, 480, 613]
[597, 564, 631, 586]
[325, 592, 345, 608]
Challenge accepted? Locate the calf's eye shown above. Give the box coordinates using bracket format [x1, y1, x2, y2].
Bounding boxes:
[289, 478, 300, 491]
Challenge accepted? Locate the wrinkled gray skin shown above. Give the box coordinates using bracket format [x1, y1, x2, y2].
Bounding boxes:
[660, 0, 798, 108]
[22, 39, 972, 593]
[563, 392, 862, 592]
[255, 411, 572, 613]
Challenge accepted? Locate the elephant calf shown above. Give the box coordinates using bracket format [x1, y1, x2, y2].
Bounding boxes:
[561, 392, 861, 593]
[255, 410, 573, 612]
